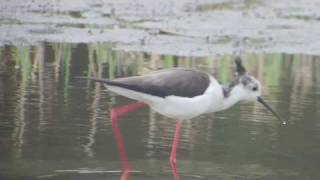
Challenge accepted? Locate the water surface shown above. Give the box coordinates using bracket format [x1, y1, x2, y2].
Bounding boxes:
[0, 44, 320, 179]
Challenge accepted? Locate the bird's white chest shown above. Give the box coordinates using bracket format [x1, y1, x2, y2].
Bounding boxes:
[150, 79, 224, 120]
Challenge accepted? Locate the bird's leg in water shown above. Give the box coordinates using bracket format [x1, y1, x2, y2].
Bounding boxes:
[169, 120, 182, 180]
[111, 102, 146, 120]
[110, 102, 146, 179]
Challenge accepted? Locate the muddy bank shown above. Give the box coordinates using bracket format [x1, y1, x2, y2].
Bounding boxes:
[1, 0, 320, 56]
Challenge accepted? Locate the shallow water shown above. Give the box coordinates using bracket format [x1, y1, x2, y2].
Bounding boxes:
[0, 44, 320, 179]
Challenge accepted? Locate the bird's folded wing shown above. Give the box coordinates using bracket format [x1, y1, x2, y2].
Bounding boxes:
[103, 69, 211, 98]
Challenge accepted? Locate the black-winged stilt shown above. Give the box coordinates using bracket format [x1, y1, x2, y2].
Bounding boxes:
[81, 57, 286, 178]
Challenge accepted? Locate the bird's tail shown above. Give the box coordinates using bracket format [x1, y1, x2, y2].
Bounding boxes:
[77, 76, 112, 84]
[77, 76, 130, 88]
[77, 76, 158, 103]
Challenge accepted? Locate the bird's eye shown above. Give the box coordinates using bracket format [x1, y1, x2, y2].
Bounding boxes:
[252, 86, 258, 91]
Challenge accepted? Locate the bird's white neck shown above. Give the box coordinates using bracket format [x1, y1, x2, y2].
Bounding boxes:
[220, 85, 244, 111]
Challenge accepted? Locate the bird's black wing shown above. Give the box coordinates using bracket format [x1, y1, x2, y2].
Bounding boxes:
[85, 68, 210, 98]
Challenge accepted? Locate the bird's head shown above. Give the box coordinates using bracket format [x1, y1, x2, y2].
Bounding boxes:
[232, 57, 286, 124]
[235, 73, 262, 102]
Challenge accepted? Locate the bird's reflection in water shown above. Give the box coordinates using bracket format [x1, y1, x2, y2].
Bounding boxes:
[110, 102, 181, 180]
[110, 102, 142, 180]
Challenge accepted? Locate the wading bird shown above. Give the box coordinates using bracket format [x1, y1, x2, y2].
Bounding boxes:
[82, 57, 286, 179]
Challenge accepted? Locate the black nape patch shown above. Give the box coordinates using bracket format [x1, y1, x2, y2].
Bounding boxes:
[222, 75, 255, 97]
[240, 76, 253, 86]
[223, 77, 240, 97]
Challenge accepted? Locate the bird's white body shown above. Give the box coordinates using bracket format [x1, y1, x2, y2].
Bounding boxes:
[107, 75, 245, 120]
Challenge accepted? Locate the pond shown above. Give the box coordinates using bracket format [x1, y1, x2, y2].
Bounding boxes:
[1, 43, 320, 179]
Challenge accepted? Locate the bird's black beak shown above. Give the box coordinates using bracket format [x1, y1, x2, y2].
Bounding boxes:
[257, 96, 286, 125]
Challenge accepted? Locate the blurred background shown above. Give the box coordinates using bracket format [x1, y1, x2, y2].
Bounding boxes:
[1, 0, 320, 179]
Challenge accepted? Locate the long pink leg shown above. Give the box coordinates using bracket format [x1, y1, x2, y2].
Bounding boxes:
[169, 120, 182, 180]
[110, 102, 146, 179]
[111, 102, 146, 120]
